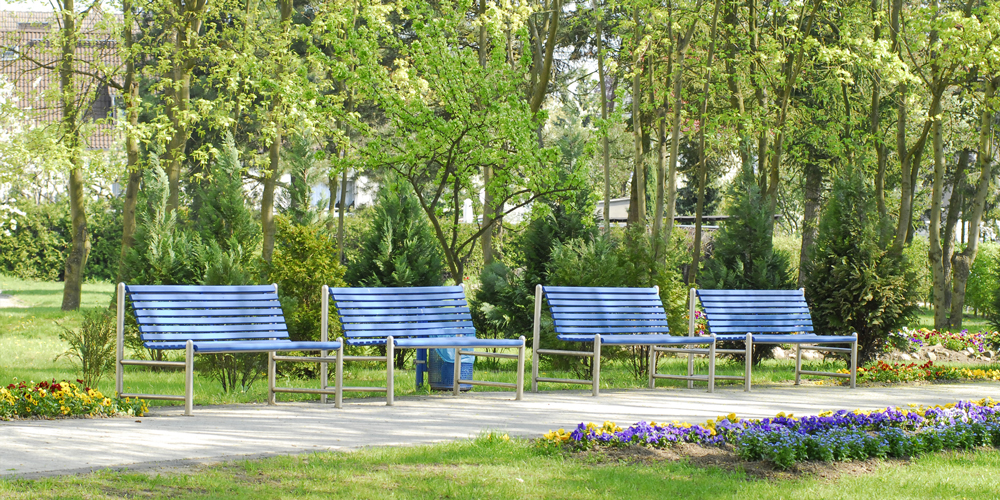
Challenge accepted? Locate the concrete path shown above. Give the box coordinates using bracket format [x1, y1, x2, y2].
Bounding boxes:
[2, 383, 998, 479]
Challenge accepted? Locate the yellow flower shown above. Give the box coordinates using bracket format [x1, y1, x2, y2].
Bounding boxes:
[102, 398, 112, 407]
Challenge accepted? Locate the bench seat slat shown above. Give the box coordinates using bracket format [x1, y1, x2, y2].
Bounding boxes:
[343, 327, 476, 338]
[340, 320, 475, 331]
[542, 286, 658, 294]
[709, 326, 815, 333]
[139, 323, 289, 334]
[544, 292, 659, 301]
[141, 331, 289, 341]
[335, 300, 470, 309]
[705, 307, 811, 314]
[554, 318, 669, 327]
[549, 306, 664, 314]
[332, 286, 463, 295]
[715, 334, 855, 344]
[555, 326, 671, 334]
[128, 292, 278, 302]
[137, 316, 286, 325]
[135, 308, 283, 317]
[697, 289, 805, 297]
[126, 285, 275, 293]
[132, 300, 282, 309]
[546, 298, 662, 307]
[339, 313, 472, 324]
[556, 334, 709, 345]
[331, 292, 466, 302]
[335, 307, 471, 318]
[190, 340, 342, 353]
[393, 337, 523, 348]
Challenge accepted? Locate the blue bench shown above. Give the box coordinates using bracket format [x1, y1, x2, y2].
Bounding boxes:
[115, 283, 344, 415]
[692, 288, 858, 391]
[324, 285, 525, 405]
[532, 285, 717, 396]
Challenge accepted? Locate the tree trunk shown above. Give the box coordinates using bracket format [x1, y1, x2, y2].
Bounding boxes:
[928, 73, 948, 329]
[797, 160, 823, 287]
[60, 0, 89, 311]
[630, 6, 645, 228]
[261, 0, 293, 264]
[479, 0, 496, 265]
[596, 1, 610, 233]
[261, 136, 280, 263]
[690, 0, 721, 285]
[941, 149, 970, 314]
[118, 0, 142, 282]
[949, 77, 998, 328]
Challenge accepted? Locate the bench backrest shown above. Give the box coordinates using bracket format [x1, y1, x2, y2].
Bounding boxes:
[542, 286, 670, 335]
[125, 284, 289, 348]
[696, 289, 813, 335]
[330, 286, 476, 343]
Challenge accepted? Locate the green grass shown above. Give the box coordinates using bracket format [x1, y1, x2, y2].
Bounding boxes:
[3, 275, 998, 408]
[2, 437, 999, 499]
[912, 308, 993, 333]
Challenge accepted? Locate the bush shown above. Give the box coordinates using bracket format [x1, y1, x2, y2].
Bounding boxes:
[267, 217, 346, 343]
[968, 241, 999, 316]
[805, 170, 919, 363]
[544, 228, 688, 379]
[346, 178, 444, 287]
[471, 205, 595, 342]
[55, 309, 117, 388]
[0, 199, 68, 280]
[698, 165, 796, 365]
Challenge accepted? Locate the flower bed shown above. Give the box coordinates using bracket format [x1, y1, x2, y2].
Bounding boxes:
[838, 360, 1000, 384]
[889, 327, 1000, 354]
[1, 379, 148, 420]
[542, 399, 1000, 469]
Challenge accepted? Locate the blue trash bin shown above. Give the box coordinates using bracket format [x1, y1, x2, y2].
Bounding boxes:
[427, 348, 475, 391]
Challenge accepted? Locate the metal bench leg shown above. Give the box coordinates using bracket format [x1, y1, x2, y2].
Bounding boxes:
[335, 339, 344, 408]
[516, 336, 525, 401]
[453, 348, 461, 396]
[850, 337, 858, 389]
[320, 349, 328, 405]
[648, 344, 656, 389]
[116, 283, 125, 398]
[267, 351, 276, 405]
[687, 288, 696, 389]
[386, 336, 395, 406]
[531, 285, 542, 393]
[795, 344, 803, 385]
[185, 340, 194, 416]
[744, 333, 752, 392]
[592, 334, 602, 397]
[708, 337, 716, 393]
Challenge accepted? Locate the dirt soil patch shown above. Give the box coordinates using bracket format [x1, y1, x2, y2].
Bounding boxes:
[570, 443, 911, 481]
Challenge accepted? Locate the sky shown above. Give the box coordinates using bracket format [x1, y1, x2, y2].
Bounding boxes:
[0, 1, 56, 12]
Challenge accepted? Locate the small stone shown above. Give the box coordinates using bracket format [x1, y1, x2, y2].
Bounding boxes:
[927, 352, 937, 362]
[967, 347, 977, 355]
[900, 353, 912, 361]
[773, 347, 786, 359]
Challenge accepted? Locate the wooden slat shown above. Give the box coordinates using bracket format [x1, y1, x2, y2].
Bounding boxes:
[549, 306, 663, 314]
[137, 316, 286, 325]
[330, 285, 463, 295]
[336, 307, 471, 318]
[331, 291, 466, 302]
[544, 292, 658, 301]
[703, 306, 810, 314]
[141, 331, 288, 341]
[554, 326, 670, 334]
[132, 300, 282, 309]
[708, 319, 813, 327]
[135, 308, 283, 317]
[343, 328, 475, 337]
[697, 289, 803, 297]
[339, 313, 471, 324]
[126, 285, 274, 293]
[702, 313, 811, 321]
[542, 286, 655, 294]
[334, 300, 468, 309]
[139, 323, 288, 334]
[708, 326, 814, 333]
[128, 292, 278, 302]
[554, 318, 669, 327]
[339, 320, 474, 331]
[546, 298, 661, 307]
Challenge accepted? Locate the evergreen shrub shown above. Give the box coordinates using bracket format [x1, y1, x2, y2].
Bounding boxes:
[805, 170, 919, 363]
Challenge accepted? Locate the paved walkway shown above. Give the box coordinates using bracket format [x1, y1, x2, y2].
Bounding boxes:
[2, 383, 998, 479]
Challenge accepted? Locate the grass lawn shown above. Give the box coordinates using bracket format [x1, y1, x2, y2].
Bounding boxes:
[2, 437, 999, 499]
